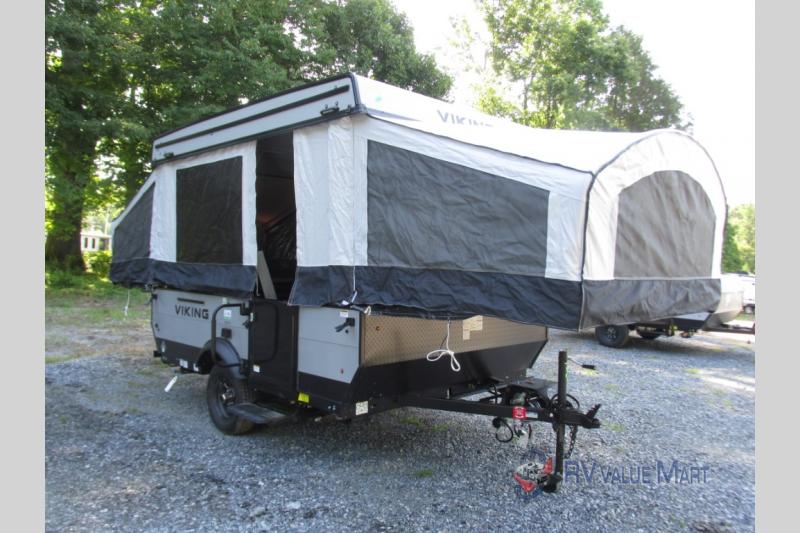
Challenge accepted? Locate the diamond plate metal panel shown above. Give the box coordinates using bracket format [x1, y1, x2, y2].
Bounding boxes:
[361, 315, 546, 367]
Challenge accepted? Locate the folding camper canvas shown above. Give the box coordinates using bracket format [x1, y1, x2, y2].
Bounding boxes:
[595, 273, 747, 347]
[110, 74, 727, 491]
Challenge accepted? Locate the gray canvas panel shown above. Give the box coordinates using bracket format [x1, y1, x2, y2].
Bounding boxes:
[290, 266, 582, 330]
[109, 258, 257, 297]
[112, 184, 154, 263]
[580, 278, 721, 329]
[614, 171, 715, 278]
[366, 141, 549, 276]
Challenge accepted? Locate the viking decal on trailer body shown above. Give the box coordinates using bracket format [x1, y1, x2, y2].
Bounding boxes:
[174, 305, 209, 320]
[436, 109, 493, 127]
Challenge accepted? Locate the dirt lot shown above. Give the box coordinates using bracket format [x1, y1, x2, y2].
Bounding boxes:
[45, 287, 755, 532]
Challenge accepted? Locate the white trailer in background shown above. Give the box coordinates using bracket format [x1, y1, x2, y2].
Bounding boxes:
[595, 274, 753, 348]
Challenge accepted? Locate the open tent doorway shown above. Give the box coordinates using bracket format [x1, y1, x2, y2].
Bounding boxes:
[255, 132, 296, 300]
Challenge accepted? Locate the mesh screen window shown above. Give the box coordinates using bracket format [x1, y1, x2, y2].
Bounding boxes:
[113, 183, 154, 262]
[176, 157, 243, 264]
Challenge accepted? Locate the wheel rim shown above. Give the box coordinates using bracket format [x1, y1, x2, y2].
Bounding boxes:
[215, 375, 236, 416]
[605, 327, 617, 340]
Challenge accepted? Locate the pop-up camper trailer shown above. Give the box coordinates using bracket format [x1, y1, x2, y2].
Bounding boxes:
[110, 74, 726, 491]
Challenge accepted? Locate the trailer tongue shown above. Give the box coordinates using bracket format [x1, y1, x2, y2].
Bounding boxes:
[399, 351, 601, 493]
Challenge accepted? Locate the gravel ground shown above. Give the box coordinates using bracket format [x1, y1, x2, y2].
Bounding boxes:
[46, 320, 755, 532]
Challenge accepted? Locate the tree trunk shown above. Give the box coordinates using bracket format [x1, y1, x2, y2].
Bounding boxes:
[45, 0, 105, 272]
[44, 213, 84, 271]
[45, 152, 93, 271]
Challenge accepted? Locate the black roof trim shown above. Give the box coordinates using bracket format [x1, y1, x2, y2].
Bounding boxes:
[155, 83, 352, 150]
[153, 73, 359, 142]
[151, 106, 365, 167]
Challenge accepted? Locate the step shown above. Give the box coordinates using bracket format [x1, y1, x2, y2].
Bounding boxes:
[227, 403, 287, 424]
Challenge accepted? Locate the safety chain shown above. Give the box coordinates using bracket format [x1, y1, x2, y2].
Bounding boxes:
[565, 424, 579, 459]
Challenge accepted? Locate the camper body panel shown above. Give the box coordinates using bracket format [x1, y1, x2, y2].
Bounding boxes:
[297, 307, 361, 383]
[150, 288, 547, 418]
[152, 289, 248, 371]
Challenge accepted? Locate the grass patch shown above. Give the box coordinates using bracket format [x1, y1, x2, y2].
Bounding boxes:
[399, 414, 452, 432]
[45, 354, 82, 365]
[135, 362, 166, 377]
[46, 270, 150, 328]
[605, 421, 625, 433]
[604, 383, 621, 394]
[46, 270, 152, 363]
[400, 415, 426, 429]
[685, 368, 702, 376]
[46, 270, 149, 312]
[46, 270, 126, 298]
[718, 397, 735, 411]
[414, 469, 435, 478]
[709, 387, 736, 411]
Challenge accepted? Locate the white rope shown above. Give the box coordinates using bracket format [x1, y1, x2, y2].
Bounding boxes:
[340, 289, 358, 307]
[426, 319, 461, 372]
[123, 289, 131, 317]
[339, 267, 358, 306]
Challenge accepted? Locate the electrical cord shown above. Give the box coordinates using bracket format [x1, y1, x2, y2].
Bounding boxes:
[568, 357, 596, 370]
[494, 418, 514, 442]
[426, 319, 461, 372]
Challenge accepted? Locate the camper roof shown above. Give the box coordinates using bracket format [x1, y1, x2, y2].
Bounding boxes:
[111, 74, 728, 330]
[153, 73, 683, 177]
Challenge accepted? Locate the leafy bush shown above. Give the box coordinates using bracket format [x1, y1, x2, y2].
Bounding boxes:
[45, 269, 84, 289]
[84, 250, 112, 279]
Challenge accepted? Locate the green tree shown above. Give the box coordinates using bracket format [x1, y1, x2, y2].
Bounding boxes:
[45, 0, 131, 270]
[107, 0, 307, 204]
[600, 28, 684, 131]
[729, 204, 755, 273]
[308, 0, 452, 97]
[108, 0, 453, 203]
[478, 0, 684, 131]
[720, 204, 756, 274]
[45, 0, 451, 269]
[721, 215, 742, 273]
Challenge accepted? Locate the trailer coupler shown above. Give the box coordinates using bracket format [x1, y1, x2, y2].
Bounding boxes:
[516, 350, 600, 494]
[399, 350, 600, 493]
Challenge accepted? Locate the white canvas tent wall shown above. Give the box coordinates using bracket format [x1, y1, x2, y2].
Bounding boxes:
[111, 74, 726, 330]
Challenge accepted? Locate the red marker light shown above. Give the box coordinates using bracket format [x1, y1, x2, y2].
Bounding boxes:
[512, 406, 526, 420]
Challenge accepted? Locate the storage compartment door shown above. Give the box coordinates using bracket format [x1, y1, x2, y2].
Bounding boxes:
[248, 300, 298, 399]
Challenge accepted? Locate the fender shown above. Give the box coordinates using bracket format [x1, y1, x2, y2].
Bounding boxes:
[201, 338, 246, 380]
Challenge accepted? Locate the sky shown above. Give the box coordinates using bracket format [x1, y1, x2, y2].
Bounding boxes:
[391, 0, 755, 206]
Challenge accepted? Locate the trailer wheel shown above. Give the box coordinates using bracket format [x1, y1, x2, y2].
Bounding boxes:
[206, 365, 255, 435]
[595, 325, 629, 348]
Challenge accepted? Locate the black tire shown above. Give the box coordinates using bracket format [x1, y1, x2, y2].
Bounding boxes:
[206, 365, 255, 435]
[636, 328, 661, 340]
[595, 325, 629, 348]
[743, 304, 755, 315]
